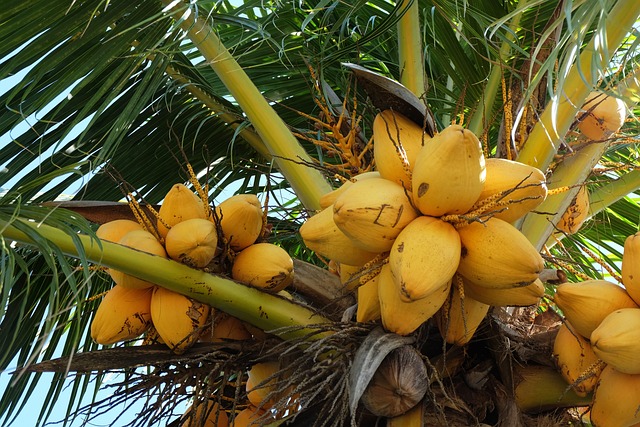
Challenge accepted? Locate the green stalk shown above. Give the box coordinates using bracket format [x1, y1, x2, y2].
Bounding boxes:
[514, 364, 592, 413]
[162, 1, 331, 210]
[521, 67, 640, 249]
[397, 0, 425, 97]
[2, 219, 330, 341]
[545, 168, 640, 248]
[588, 169, 640, 216]
[516, 1, 640, 171]
[165, 65, 272, 160]
[468, 0, 528, 136]
[521, 141, 610, 250]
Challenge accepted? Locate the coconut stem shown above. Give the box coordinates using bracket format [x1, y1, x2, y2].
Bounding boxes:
[516, 1, 640, 172]
[164, 65, 272, 160]
[2, 219, 330, 341]
[161, 0, 331, 210]
[514, 364, 593, 413]
[397, 0, 425, 98]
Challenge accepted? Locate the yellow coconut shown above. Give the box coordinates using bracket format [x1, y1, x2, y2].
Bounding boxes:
[231, 243, 294, 293]
[552, 321, 603, 397]
[333, 177, 419, 252]
[435, 280, 490, 346]
[356, 273, 381, 323]
[591, 365, 640, 427]
[339, 263, 368, 292]
[157, 183, 208, 239]
[230, 406, 274, 426]
[90, 285, 153, 345]
[554, 280, 639, 339]
[456, 217, 544, 289]
[411, 124, 486, 216]
[300, 206, 379, 266]
[214, 194, 263, 251]
[181, 400, 229, 427]
[150, 286, 210, 354]
[378, 264, 451, 336]
[108, 229, 168, 289]
[591, 308, 640, 375]
[463, 278, 545, 307]
[389, 216, 461, 302]
[199, 312, 252, 343]
[622, 231, 640, 305]
[246, 362, 280, 409]
[373, 110, 429, 190]
[165, 218, 218, 268]
[476, 158, 547, 223]
[577, 91, 627, 141]
[556, 185, 590, 235]
[319, 171, 381, 209]
[96, 219, 144, 243]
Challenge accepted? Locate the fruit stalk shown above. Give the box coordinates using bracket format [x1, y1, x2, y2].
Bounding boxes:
[516, 1, 640, 172]
[396, 0, 424, 97]
[161, 0, 331, 210]
[2, 219, 330, 341]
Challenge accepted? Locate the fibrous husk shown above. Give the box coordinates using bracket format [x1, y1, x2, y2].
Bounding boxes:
[373, 110, 428, 190]
[108, 229, 167, 289]
[300, 206, 379, 266]
[214, 194, 263, 251]
[463, 278, 544, 307]
[553, 280, 639, 338]
[165, 218, 218, 268]
[622, 231, 640, 305]
[476, 158, 547, 223]
[591, 308, 640, 375]
[552, 321, 603, 397]
[150, 286, 210, 354]
[411, 124, 486, 216]
[378, 264, 451, 336]
[333, 177, 419, 252]
[360, 345, 429, 418]
[591, 365, 640, 427]
[231, 243, 294, 293]
[456, 217, 544, 289]
[90, 285, 153, 345]
[157, 183, 208, 239]
[577, 91, 627, 141]
[389, 216, 461, 301]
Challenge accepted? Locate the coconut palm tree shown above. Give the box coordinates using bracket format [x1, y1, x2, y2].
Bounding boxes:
[1, 0, 639, 425]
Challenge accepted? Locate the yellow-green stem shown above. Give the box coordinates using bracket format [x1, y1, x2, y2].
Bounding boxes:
[165, 65, 272, 160]
[468, 0, 528, 136]
[588, 169, 640, 216]
[516, 1, 640, 171]
[514, 364, 593, 413]
[545, 168, 640, 248]
[397, 0, 425, 97]
[521, 141, 610, 250]
[162, 1, 331, 210]
[3, 219, 329, 341]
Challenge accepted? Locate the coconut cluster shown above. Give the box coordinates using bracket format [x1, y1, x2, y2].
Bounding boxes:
[300, 110, 549, 343]
[90, 184, 294, 355]
[552, 231, 640, 427]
